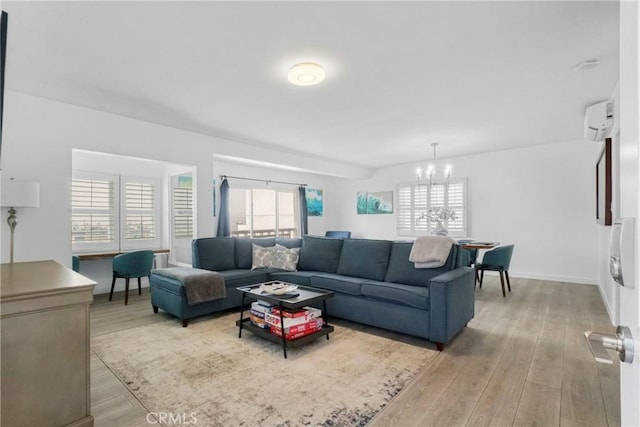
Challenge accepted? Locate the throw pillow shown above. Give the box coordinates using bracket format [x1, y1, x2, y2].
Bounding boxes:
[251, 244, 276, 270]
[271, 244, 300, 271]
[236, 238, 275, 269]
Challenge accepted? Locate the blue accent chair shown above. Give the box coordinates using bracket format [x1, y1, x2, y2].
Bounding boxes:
[325, 230, 351, 239]
[475, 245, 515, 297]
[110, 250, 155, 305]
[72, 256, 80, 272]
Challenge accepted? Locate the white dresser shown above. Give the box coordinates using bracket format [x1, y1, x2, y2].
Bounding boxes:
[1, 260, 96, 427]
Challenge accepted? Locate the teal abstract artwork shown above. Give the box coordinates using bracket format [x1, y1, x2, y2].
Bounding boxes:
[306, 188, 323, 216]
[357, 191, 393, 214]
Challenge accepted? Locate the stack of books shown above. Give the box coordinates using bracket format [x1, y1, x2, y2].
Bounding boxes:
[249, 301, 273, 329]
[264, 306, 324, 340]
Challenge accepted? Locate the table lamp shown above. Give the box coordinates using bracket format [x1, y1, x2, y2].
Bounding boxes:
[1, 179, 40, 263]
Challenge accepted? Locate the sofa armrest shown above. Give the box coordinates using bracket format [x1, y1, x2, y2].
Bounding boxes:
[191, 239, 202, 268]
[428, 266, 475, 345]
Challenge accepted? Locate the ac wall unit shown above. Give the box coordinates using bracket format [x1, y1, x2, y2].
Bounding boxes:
[584, 101, 613, 142]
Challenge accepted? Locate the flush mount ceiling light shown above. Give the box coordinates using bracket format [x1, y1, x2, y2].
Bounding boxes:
[288, 62, 325, 86]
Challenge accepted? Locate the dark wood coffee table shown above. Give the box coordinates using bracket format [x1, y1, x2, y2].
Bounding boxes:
[236, 282, 334, 358]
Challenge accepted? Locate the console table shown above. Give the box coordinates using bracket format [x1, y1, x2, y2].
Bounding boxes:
[1, 260, 96, 427]
[76, 248, 169, 261]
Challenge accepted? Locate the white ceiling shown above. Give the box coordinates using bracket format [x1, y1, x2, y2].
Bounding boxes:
[3, 1, 619, 170]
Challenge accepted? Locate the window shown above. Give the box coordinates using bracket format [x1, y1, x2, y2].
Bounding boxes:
[72, 172, 119, 252]
[229, 187, 299, 238]
[173, 176, 193, 239]
[72, 172, 160, 252]
[397, 178, 468, 237]
[121, 177, 159, 250]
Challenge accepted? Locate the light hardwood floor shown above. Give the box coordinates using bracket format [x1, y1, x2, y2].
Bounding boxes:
[90, 277, 620, 427]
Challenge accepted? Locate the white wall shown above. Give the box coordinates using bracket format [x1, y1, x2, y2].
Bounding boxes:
[0, 90, 602, 289]
[0, 91, 365, 294]
[332, 141, 601, 284]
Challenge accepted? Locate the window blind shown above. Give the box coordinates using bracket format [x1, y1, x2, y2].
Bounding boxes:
[71, 173, 119, 252]
[124, 181, 156, 240]
[173, 185, 193, 238]
[396, 178, 468, 237]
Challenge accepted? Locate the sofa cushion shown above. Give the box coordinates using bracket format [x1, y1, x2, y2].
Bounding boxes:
[252, 244, 276, 269]
[220, 269, 270, 287]
[267, 271, 314, 286]
[298, 236, 344, 273]
[337, 238, 392, 281]
[361, 281, 430, 310]
[150, 269, 268, 294]
[235, 238, 275, 269]
[192, 238, 236, 271]
[275, 237, 303, 249]
[309, 273, 364, 296]
[384, 242, 457, 287]
[271, 244, 300, 271]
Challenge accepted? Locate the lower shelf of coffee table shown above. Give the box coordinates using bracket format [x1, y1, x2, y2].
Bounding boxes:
[236, 318, 334, 348]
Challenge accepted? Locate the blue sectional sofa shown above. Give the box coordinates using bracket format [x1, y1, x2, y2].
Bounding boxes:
[150, 235, 476, 349]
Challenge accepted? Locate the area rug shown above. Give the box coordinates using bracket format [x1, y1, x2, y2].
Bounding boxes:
[91, 313, 438, 426]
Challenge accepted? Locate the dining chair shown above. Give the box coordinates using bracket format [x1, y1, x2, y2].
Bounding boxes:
[110, 250, 155, 305]
[325, 230, 351, 239]
[475, 245, 515, 297]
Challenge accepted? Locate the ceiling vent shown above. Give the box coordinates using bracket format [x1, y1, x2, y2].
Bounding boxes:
[584, 101, 613, 142]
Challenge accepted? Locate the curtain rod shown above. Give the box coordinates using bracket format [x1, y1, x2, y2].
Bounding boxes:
[220, 175, 307, 187]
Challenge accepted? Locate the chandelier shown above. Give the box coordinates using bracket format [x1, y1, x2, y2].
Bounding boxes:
[415, 142, 452, 186]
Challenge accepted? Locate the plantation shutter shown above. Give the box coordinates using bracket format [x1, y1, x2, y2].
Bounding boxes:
[397, 186, 412, 233]
[446, 181, 465, 233]
[173, 183, 193, 238]
[71, 172, 119, 252]
[414, 186, 429, 233]
[122, 177, 159, 249]
[396, 178, 468, 237]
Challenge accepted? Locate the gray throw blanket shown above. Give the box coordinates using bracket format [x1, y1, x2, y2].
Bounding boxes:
[152, 267, 226, 305]
[409, 236, 455, 268]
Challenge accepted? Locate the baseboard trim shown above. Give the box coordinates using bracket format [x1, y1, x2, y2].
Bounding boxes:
[480, 270, 597, 286]
[596, 281, 617, 325]
[93, 281, 150, 295]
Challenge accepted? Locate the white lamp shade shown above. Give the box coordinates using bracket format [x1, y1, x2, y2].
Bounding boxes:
[1, 181, 40, 208]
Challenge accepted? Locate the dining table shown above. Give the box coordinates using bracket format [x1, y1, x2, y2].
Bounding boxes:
[457, 240, 500, 268]
[459, 241, 500, 250]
